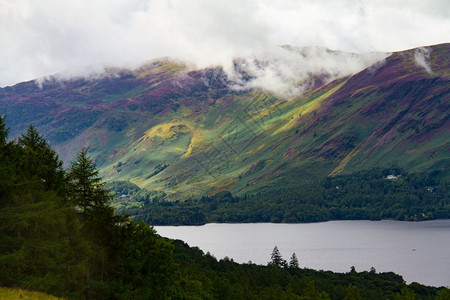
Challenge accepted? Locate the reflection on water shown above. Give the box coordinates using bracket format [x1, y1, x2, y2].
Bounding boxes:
[155, 220, 450, 287]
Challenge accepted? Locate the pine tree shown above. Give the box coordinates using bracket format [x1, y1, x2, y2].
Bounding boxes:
[289, 252, 299, 268]
[18, 125, 65, 193]
[18, 124, 43, 150]
[270, 246, 286, 267]
[67, 148, 117, 297]
[68, 149, 110, 216]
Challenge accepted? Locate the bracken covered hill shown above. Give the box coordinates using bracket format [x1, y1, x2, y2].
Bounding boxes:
[0, 43, 448, 199]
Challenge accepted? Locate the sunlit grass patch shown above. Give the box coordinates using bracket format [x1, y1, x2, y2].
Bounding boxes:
[0, 288, 63, 300]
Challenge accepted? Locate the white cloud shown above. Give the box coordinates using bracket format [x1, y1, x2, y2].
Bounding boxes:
[226, 46, 387, 97]
[414, 47, 432, 74]
[0, 0, 448, 88]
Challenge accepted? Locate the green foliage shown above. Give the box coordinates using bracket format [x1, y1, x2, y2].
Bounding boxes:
[18, 125, 65, 193]
[269, 246, 287, 268]
[435, 288, 450, 300]
[68, 149, 109, 216]
[106, 180, 165, 211]
[395, 287, 416, 300]
[1, 121, 449, 299]
[121, 168, 449, 225]
[300, 281, 330, 299]
[107, 221, 176, 299]
[167, 240, 447, 300]
[0, 124, 176, 298]
[344, 285, 362, 300]
[289, 253, 300, 268]
[0, 115, 14, 203]
[0, 126, 86, 296]
[0, 115, 7, 145]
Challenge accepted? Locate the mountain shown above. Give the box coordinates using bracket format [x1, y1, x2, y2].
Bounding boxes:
[0, 43, 449, 200]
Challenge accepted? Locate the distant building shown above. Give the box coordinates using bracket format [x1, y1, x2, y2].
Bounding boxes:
[386, 174, 399, 180]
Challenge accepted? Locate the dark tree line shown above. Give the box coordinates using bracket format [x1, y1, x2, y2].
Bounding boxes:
[0, 116, 175, 298]
[118, 167, 449, 225]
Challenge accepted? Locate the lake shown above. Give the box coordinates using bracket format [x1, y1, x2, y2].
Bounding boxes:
[155, 220, 450, 287]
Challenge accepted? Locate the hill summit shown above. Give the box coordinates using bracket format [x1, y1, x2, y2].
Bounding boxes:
[0, 43, 448, 199]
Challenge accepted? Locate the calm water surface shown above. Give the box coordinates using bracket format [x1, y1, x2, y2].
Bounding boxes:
[155, 220, 450, 287]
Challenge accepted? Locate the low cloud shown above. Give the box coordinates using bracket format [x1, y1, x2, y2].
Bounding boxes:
[34, 65, 116, 89]
[225, 46, 387, 97]
[414, 47, 433, 74]
[0, 0, 448, 88]
[34, 46, 388, 98]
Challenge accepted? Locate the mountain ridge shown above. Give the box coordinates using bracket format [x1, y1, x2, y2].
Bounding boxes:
[0, 43, 448, 199]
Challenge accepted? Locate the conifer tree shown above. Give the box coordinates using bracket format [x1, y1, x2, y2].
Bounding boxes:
[270, 246, 287, 267]
[67, 148, 117, 297]
[18, 125, 65, 193]
[68, 148, 110, 216]
[289, 252, 299, 268]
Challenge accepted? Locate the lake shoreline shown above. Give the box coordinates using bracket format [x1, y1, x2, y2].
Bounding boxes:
[151, 218, 450, 227]
[155, 220, 450, 287]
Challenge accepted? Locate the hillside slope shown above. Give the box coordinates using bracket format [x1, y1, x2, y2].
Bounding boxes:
[0, 44, 448, 199]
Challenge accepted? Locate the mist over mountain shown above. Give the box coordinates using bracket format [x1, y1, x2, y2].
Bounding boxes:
[2, 0, 449, 88]
[0, 43, 448, 200]
[31, 45, 387, 98]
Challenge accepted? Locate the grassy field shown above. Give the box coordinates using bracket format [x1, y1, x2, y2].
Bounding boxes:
[0, 288, 63, 300]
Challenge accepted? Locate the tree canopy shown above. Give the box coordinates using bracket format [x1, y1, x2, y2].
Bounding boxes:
[0, 119, 448, 299]
[0, 120, 175, 298]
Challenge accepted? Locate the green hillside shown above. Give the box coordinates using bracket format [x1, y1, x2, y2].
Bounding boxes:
[0, 44, 448, 201]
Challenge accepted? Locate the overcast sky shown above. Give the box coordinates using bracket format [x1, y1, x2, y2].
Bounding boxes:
[0, 0, 449, 87]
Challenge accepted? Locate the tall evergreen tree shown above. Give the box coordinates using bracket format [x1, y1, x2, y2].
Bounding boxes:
[289, 252, 299, 268]
[67, 149, 120, 298]
[68, 149, 110, 216]
[18, 125, 65, 193]
[270, 246, 286, 267]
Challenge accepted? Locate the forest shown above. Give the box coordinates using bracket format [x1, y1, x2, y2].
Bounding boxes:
[113, 168, 449, 225]
[1, 116, 449, 299]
